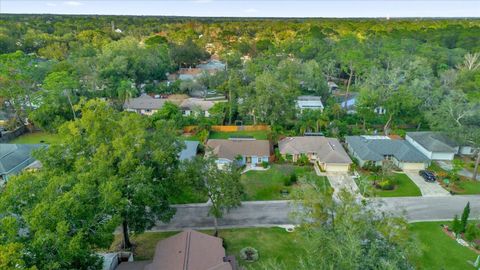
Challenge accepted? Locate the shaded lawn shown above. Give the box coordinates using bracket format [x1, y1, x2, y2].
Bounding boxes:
[10, 131, 61, 144]
[241, 164, 331, 201]
[110, 227, 304, 269]
[409, 221, 478, 270]
[429, 162, 480, 195]
[358, 172, 422, 197]
[209, 130, 269, 140]
[169, 186, 208, 204]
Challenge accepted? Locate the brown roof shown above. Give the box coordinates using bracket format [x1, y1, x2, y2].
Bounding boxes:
[279, 136, 352, 164]
[206, 139, 271, 161]
[144, 230, 232, 270]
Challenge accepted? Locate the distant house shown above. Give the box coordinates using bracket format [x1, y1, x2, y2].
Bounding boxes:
[178, 68, 203, 81]
[278, 136, 352, 172]
[338, 93, 386, 115]
[179, 141, 199, 161]
[115, 230, 237, 270]
[296, 96, 324, 113]
[345, 135, 430, 170]
[406, 132, 460, 160]
[327, 81, 338, 93]
[180, 98, 220, 117]
[197, 59, 226, 72]
[206, 138, 271, 168]
[123, 95, 165, 116]
[0, 144, 43, 184]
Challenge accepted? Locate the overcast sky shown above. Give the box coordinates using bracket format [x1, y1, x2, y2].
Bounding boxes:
[1, 1, 479, 18]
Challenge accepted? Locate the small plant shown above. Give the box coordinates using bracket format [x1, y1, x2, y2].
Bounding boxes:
[261, 161, 269, 169]
[452, 214, 462, 235]
[376, 179, 394, 190]
[240, 247, 259, 262]
[296, 154, 309, 166]
[464, 223, 480, 241]
[284, 173, 297, 186]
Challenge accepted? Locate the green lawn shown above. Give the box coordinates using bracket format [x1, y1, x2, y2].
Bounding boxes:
[241, 164, 331, 201]
[357, 172, 422, 197]
[110, 227, 303, 269]
[169, 186, 208, 204]
[209, 130, 269, 140]
[409, 221, 479, 270]
[428, 162, 480, 195]
[11, 131, 61, 144]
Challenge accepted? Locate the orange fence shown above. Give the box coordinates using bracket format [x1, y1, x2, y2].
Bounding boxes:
[184, 125, 270, 133]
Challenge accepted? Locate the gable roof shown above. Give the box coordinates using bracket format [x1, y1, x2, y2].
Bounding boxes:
[406, 132, 458, 153]
[206, 139, 271, 161]
[179, 141, 199, 161]
[0, 144, 43, 176]
[278, 136, 352, 164]
[180, 98, 218, 111]
[124, 95, 166, 110]
[345, 136, 429, 163]
[144, 230, 232, 270]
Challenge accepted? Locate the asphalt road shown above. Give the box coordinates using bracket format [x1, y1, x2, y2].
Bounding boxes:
[150, 195, 480, 231]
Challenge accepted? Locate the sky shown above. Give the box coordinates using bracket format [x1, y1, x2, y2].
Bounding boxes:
[1, 0, 479, 18]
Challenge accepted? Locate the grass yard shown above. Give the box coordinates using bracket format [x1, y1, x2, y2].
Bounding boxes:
[169, 186, 208, 204]
[357, 172, 422, 197]
[429, 162, 480, 195]
[241, 164, 331, 201]
[11, 131, 61, 144]
[110, 227, 303, 269]
[209, 130, 269, 140]
[409, 221, 479, 270]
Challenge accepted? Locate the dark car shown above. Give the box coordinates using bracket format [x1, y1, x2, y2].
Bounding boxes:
[419, 170, 436, 182]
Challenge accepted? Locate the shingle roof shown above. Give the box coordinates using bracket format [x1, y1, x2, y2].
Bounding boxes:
[180, 98, 218, 111]
[345, 136, 429, 162]
[179, 141, 199, 161]
[123, 95, 166, 110]
[296, 96, 324, 110]
[0, 144, 43, 176]
[278, 136, 352, 164]
[406, 132, 458, 153]
[206, 139, 271, 161]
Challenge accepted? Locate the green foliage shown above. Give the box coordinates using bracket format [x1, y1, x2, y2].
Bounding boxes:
[240, 246, 259, 262]
[284, 173, 298, 187]
[460, 202, 470, 233]
[170, 38, 209, 68]
[464, 222, 480, 242]
[452, 215, 462, 235]
[295, 154, 309, 166]
[261, 161, 269, 169]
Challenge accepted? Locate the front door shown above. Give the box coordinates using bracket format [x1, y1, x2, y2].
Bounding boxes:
[246, 156, 252, 164]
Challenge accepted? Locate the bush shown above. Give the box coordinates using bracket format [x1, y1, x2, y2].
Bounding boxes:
[261, 161, 269, 169]
[464, 223, 480, 241]
[296, 154, 309, 166]
[376, 179, 395, 190]
[284, 173, 297, 186]
[240, 247, 259, 262]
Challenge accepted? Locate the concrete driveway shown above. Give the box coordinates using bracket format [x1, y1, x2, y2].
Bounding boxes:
[403, 170, 451, 197]
[325, 172, 361, 198]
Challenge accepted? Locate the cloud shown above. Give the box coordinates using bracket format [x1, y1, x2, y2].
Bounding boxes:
[46, 2, 57, 7]
[244, 8, 259, 14]
[63, 1, 83, 6]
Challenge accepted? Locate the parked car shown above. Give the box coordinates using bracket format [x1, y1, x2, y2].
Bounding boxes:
[419, 170, 436, 182]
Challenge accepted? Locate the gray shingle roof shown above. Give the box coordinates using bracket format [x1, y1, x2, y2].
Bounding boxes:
[123, 95, 166, 110]
[345, 136, 429, 163]
[406, 132, 458, 153]
[179, 141, 199, 161]
[278, 136, 352, 164]
[206, 139, 271, 161]
[0, 144, 43, 176]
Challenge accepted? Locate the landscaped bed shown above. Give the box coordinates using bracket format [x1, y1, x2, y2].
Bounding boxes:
[429, 162, 480, 195]
[241, 164, 331, 200]
[355, 172, 422, 197]
[11, 131, 61, 144]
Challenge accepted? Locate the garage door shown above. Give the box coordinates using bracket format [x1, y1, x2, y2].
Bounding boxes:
[401, 162, 426, 170]
[325, 164, 350, 172]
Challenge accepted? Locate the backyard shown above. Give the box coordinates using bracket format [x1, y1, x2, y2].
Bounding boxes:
[109, 222, 478, 270]
[11, 131, 61, 144]
[355, 172, 422, 197]
[208, 130, 270, 140]
[241, 164, 331, 201]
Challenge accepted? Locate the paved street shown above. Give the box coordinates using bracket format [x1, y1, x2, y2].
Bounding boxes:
[403, 170, 451, 197]
[150, 195, 480, 231]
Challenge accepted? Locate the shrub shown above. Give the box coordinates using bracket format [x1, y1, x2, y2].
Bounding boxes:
[261, 161, 269, 169]
[296, 154, 309, 166]
[376, 179, 394, 190]
[464, 223, 480, 241]
[240, 247, 259, 262]
[284, 173, 297, 186]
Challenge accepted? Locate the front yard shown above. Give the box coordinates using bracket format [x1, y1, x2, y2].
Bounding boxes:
[241, 164, 331, 200]
[429, 162, 480, 195]
[355, 172, 422, 197]
[11, 131, 61, 144]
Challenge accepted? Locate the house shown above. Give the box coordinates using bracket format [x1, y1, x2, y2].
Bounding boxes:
[116, 230, 237, 270]
[197, 59, 226, 72]
[278, 136, 352, 172]
[296, 96, 324, 112]
[0, 144, 43, 184]
[406, 132, 459, 160]
[345, 135, 430, 170]
[337, 93, 386, 115]
[180, 98, 221, 117]
[179, 141, 199, 161]
[178, 68, 203, 81]
[327, 81, 338, 93]
[206, 138, 271, 168]
[123, 95, 166, 116]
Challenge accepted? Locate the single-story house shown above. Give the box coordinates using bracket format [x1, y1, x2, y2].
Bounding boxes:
[123, 95, 165, 116]
[278, 136, 352, 172]
[197, 59, 226, 72]
[345, 135, 430, 170]
[116, 230, 237, 270]
[296, 96, 324, 112]
[206, 138, 271, 168]
[179, 140, 199, 161]
[180, 98, 223, 117]
[1, 144, 43, 184]
[406, 132, 459, 161]
[178, 68, 203, 81]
